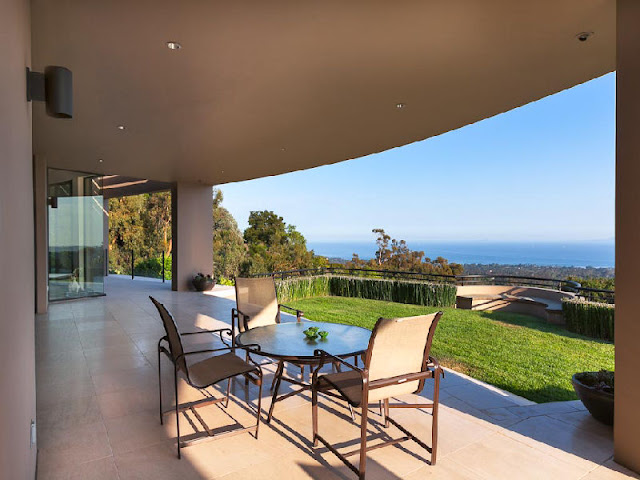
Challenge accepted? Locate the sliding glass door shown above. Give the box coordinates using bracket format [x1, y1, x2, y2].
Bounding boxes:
[48, 169, 106, 301]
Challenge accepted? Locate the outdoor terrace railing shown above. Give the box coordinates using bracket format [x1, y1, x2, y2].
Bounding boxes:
[252, 266, 615, 304]
[108, 247, 171, 282]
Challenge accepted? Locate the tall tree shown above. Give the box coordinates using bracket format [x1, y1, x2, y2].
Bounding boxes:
[241, 210, 323, 275]
[212, 189, 247, 280]
[108, 192, 172, 275]
[349, 228, 464, 276]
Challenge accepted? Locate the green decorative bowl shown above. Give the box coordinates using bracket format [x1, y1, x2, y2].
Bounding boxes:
[318, 331, 329, 340]
[303, 328, 319, 340]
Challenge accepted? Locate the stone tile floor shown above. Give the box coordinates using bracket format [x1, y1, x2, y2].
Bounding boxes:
[35, 276, 638, 480]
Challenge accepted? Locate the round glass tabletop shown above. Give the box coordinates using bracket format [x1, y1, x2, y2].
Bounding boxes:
[235, 321, 371, 361]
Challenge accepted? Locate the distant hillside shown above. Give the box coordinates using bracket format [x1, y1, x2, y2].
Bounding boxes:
[323, 258, 614, 280]
[462, 263, 614, 279]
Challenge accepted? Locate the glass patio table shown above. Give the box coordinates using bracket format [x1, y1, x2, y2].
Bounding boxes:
[235, 320, 371, 422]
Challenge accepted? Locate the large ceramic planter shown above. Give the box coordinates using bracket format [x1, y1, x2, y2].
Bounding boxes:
[192, 277, 214, 292]
[571, 373, 614, 425]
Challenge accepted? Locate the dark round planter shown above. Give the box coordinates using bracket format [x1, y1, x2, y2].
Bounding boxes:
[192, 277, 214, 292]
[571, 373, 614, 425]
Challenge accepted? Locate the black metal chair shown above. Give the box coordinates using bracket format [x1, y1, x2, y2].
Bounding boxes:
[150, 296, 263, 458]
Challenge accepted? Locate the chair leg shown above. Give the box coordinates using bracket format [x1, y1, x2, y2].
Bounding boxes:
[255, 373, 263, 439]
[300, 365, 305, 382]
[348, 403, 356, 422]
[245, 351, 250, 386]
[312, 383, 319, 447]
[359, 397, 369, 480]
[384, 399, 390, 428]
[224, 378, 231, 408]
[378, 400, 383, 417]
[158, 347, 163, 425]
[432, 370, 441, 465]
[174, 366, 181, 459]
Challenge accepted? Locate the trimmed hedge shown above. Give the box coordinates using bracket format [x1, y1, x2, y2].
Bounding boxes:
[276, 276, 330, 303]
[562, 298, 614, 341]
[276, 275, 456, 307]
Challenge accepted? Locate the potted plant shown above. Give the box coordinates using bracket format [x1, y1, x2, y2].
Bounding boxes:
[571, 370, 614, 425]
[192, 273, 214, 292]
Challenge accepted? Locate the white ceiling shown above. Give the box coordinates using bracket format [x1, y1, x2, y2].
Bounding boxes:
[31, 0, 615, 185]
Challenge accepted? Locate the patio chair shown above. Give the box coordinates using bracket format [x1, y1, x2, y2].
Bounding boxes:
[311, 312, 444, 479]
[232, 276, 306, 386]
[150, 296, 263, 459]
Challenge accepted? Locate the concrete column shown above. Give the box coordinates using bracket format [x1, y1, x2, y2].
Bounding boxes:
[615, 0, 640, 473]
[171, 183, 213, 291]
[0, 0, 37, 478]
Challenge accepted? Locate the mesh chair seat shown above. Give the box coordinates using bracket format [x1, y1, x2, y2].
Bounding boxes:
[188, 353, 258, 389]
[317, 370, 364, 407]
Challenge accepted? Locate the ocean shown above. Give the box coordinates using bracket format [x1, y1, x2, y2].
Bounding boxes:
[307, 241, 615, 268]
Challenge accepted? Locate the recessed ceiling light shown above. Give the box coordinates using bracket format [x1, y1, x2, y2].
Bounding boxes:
[167, 41, 182, 50]
[281, 147, 286, 152]
[576, 32, 593, 42]
[396, 103, 405, 109]
[117, 125, 125, 130]
[98, 158, 104, 163]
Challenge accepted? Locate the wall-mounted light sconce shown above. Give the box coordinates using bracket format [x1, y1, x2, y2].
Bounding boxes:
[26, 66, 73, 118]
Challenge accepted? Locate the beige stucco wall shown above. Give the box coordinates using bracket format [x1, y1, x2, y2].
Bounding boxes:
[615, 0, 640, 472]
[0, 0, 37, 477]
[172, 183, 213, 291]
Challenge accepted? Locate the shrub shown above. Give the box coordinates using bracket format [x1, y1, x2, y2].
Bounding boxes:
[277, 276, 330, 303]
[218, 276, 235, 286]
[563, 298, 614, 341]
[276, 275, 456, 307]
[134, 255, 172, 280]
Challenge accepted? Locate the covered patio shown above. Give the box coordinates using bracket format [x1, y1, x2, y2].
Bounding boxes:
[35, 276, 632, 480]
[5, 1, 640, 478]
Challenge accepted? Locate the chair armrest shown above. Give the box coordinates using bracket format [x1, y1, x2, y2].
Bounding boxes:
[369, 370, 434, 389]
[278, 303, 304, 322]
[232, 308, 251, 324]
[279, 304, 304, 317]
[231, 308, 250, 343]
[181, 328, 232, 336]
[312, 349, 367, 380]
[175, 343, 262, 362]
[428, 356, 445, 378]
[181, 328, 232, 347]
[232, 307, 250, 319]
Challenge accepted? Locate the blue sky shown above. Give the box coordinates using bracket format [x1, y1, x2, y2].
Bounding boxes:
[219, 72, 615, 244]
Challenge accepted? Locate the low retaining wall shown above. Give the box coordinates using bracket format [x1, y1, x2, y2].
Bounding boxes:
[456, 285, 576, 324]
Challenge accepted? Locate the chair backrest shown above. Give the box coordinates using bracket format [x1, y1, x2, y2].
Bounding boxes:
[150, 296, 187, 374]
[234, 277, 279, 332]
[364, 312, 442, 403]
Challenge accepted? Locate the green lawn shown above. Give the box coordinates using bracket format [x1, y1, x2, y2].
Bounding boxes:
[289, 296, 614, 403]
